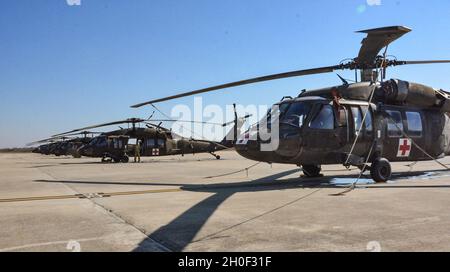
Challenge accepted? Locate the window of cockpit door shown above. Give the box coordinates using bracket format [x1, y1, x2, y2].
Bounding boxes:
[309, 105, 335, 130]
[156, 138, 165, 148]
[386, 110, 404, 138]
[146, 138, 156, 148]
[361, 106, 373, 138]
[350, 106, 363, 138]
[337, 106, 349, 142]
[406, 111, 423, 138]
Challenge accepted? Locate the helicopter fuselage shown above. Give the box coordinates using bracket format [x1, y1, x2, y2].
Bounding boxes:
[235, 81, 450, 167]
[78, 127, 230, 162]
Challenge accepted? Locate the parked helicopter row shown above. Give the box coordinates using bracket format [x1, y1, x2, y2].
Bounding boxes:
[30, 107, 250, 163]
[31, 26, 450, 182]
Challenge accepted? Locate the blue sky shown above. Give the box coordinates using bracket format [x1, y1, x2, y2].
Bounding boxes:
[1, 0, 450, 147]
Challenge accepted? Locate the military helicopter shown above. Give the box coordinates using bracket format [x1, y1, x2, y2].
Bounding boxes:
[131, 26, 450, 182]
[29, 131, 100, 158]
[53, 109, 250, 163]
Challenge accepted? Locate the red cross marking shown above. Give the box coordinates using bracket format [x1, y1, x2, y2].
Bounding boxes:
[399, 139, 411, 156]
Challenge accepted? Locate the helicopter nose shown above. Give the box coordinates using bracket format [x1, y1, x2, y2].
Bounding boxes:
[235, 132, 264, 161]
[78, 146, 91, 156]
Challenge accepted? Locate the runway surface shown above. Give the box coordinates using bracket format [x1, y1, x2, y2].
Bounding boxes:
[1, 152, 450, 252]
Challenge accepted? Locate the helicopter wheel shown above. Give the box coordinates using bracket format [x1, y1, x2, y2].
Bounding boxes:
[302, 165, 322, 178]
[370, 158, 391, 183]
[112, 157, 121, 163]
[209, 152, 221, 160]
[120, 155, 129, 163]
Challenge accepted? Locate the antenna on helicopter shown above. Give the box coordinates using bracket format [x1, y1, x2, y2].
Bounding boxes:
[337, 74, 349, 85]
[148, 111, 155, 120]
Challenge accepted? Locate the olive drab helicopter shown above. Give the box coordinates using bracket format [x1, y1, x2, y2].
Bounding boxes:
[131, 26, 450, 183]
[29, 131, 100, 158]
[53, 108, 250, 163]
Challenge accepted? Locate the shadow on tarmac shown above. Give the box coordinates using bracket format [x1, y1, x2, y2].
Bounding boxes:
[34, 167, 450, 251]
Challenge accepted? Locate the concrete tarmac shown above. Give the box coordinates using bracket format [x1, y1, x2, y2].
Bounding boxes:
[1, 152, 450, 252]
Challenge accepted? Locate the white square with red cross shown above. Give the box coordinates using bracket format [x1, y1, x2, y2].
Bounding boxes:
[236, 132, 250, 145]
[152, 148, 160, 156]
[397, 138, 412, 158]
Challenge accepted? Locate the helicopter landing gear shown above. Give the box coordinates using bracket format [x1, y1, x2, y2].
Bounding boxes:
[370, 158, 392, 183]
[111, 155, 129, 163]
[210, 152, 221, 160]
[357, 164, 371, 173]
[302, 165, 322, 178]
[101, 157, 112, 163]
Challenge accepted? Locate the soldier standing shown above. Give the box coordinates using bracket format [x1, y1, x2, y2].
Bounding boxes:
[134, 139, 141, 163]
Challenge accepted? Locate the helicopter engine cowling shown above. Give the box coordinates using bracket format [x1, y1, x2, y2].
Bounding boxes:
[379, 79, 438, 108]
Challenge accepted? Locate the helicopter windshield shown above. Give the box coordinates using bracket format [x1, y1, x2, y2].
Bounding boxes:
[89, 136, 107, 147]
[261, 103, 289, 128]
[89, 137, 99, 146]
[279, 102, 311, 128]
[260, 102, 311, 130]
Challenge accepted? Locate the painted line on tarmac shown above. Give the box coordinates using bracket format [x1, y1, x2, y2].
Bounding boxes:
[0, 237, 103, 252]
[0, 188, 183, 203]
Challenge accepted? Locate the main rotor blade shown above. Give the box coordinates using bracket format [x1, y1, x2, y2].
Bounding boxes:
[27, 138, 55, 146]
[27, 136, 71, 146]
[356, 26, 411, 66]
[144, 122, 170, 132]
[149, 119, 224, 125]
[393, 60, 450, 66]
[131, 65, 341, 107]
[52, 119, 146, 137]
[58, 131, 102, 137]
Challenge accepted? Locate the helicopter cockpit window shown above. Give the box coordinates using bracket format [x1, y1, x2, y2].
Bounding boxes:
[267, 103, 289, 122]
[309, 105, 334, 130]
[97, 137, 107, 147]
[280, 102, 311, 128]
[386, 110, 404, 137]
[351, 107, 363, 136]
[89, 137, 98, 146]
[263, 103, 290, 129]
[146, 139, 156, 148]
[156, 138, 165, 147]
[361, 106, 373, 136]
[337, 107, 348, 127]
[406, 111, 423, 137]
[112, 138, 123, 149]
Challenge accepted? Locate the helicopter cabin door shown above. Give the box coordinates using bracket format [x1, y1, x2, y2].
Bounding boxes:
[382, 107, 426, 161]
[143, 137, 166, 156]
[346, 104, 374, 158]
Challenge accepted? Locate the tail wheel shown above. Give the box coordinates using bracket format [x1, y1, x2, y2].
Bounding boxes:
[370, 158, 392, 183]
[121, 155, 129, 163]
[302, 165, 322, 177]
